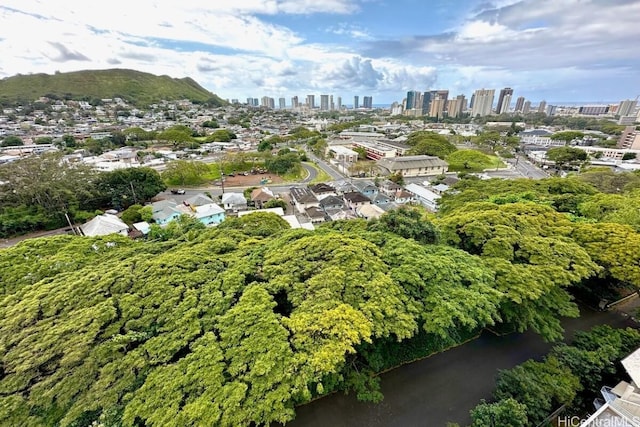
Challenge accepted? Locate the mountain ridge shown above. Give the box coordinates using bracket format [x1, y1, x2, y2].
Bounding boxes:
[0, 68, 227, 106]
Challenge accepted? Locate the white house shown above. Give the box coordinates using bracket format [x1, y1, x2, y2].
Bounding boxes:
[80, 214, 129, 237]
[221, 192, 248, 211]
[405, 183, 441, 211]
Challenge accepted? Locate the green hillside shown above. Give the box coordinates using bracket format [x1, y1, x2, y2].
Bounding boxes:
[0, 68, 226, 106]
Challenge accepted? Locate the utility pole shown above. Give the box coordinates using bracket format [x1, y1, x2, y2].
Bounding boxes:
[130, 182, 138, 204]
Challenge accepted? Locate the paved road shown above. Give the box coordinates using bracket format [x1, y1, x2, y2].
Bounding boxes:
[508, 155, 550, 179]
[305, 150, 347, 181]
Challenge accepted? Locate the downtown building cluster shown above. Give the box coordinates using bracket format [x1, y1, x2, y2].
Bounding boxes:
[237, 94, 374, 111]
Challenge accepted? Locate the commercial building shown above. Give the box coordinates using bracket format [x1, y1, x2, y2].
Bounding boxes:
[306, 94, 315, 109]
[618, 99, 638, 117]
[363, 96, 373, 109]
[278, 98, 286, 109]
[320, 95, 329, 111]
[496, 87, 513, 114]
[579, 105, 610, 115]
[471, 89, 495, 117]
[618, 126, 640, 150]
[538, 100, 547, 114]
[377, 155, 448, 177]
[353, 95, 359, 109]
[514, 96, 525, 113]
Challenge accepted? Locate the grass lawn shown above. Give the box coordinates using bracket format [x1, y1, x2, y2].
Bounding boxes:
[305, 162, 333, 184]
[487, 155, 507, 169]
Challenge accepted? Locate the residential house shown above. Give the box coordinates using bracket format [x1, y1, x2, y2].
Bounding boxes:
[405, 183, 440, 211]
[319, 195, 346, 211]
[352, 180, 378, 198]
[80, 213, 129, 237]
[343, 191, 371, 212]
[192, 203, 226, 226]
[308, 183, 336, 200]
[150, 199, 182, 225]
[290, 186, 320, 214]
[250, 187, 275, 209]
[356, 204, 386, 220]
[581, 346, 640, 426]
[331, 180, 357, 195]
[184, 193, 216, 208]
[370, 192, 393, 205]
[392, 189, 414, 204]
[305, 206, 327, 224]
[378, 155, 448, 177]
[325, 207, 358, 221]
[431, 183, 450, 194]
[221, 192, 248, 212]
[377, 202, 400, 212]
[379, 179, 402, 196]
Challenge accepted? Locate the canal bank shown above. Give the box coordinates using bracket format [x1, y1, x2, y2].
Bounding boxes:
[287, 305, 638, 427]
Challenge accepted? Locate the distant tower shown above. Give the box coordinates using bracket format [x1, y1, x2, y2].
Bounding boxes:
[496, 87, 513, 114]
[337, 96, 342, 110]
[471, 89, 495, 117]
[330, 95, 334, 111]
[320, 95, 329, 111]
[538, 100, 547, 114]
[306, 95, 315, 109]
[278, 97, 286, 109]
[523, 100, 531, 114]
[514, 96, 525, 113]
[353, 95, 359, 109]
[291, 96, 299, 108]
[363, 96, 373, 109]
[618, 99, 638, 117]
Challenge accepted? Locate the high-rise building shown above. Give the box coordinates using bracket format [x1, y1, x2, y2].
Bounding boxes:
[538, 100, 547, 114]
[471, 89, 495, 117]
[320, 95, 329, 111]
[330, 95, 334, 111]
[291, 96, 299, 109]
[354, 95, 359, 109]
[469, 93, 475, 110]
[306, 95, 315, 109]
[618, 126, 640, 149]
[546, 105, 557, 116]
[447, 95, 466, 118]
[435, 90, 449, 113]
[246, 97, 253, 105]
[261, 96, 275, 109]
[515, 96, 525, 113]
[429, 95, 447, 119]
[618, 99, 638, 117]
[496, 87, 513, 114]
[406, 91, 420, 110]
[337, 96, 342, 110]
[523, 100, 531, 114]
[421, 91, 432, 115]
[278, 98, 286, 109]
[363, 96, 373, 109]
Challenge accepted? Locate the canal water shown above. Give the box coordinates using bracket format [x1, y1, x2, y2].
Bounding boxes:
[287, 305, 638, 427]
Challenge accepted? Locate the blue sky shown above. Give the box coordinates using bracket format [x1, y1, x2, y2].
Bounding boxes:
[0, 0, 639, 105]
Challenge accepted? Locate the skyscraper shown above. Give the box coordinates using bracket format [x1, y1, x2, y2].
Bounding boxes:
[447, 95, 466, 118]
[320, 95, 329, 111]
[469, 93, 475, 109]
[278, 98, 286, 109]
[496, 88, 513, 114]
[421, 91, 432, 115]
[618, 99, 638, 117]
[435, 90, 449, 113]
[429, 95, 446, 119]
[261, 96, 275, 109]
[306, 95, 315, 109]
[363, 96, 373, 109]
[291, 96, 299, 109]
[538, 100, 547, 114]
[523, 100, 531, 114]
[514, 96, 525, 113]
[471, 89, 495, 117]
[406, 91, 420, 110]
[354, 95, 359, 109]
[337, 96, 342, 110]
[330, 95, 334, 111]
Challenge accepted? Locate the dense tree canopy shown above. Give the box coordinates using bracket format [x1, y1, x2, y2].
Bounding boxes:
[405, 131, 457, 158]
[4, 166, 640, 426]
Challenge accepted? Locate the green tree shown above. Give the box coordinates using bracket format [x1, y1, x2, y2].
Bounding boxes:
[120, 204, 144, 225]
[369, 207, 437, 244]
[95, 167, 166, 209]
[546, 146, 588, 170]
[550, 131, 585, 142]
[406, 131, 457, 158]
[161, 160, 210, 186]
[264, 199, 287, 210]
[207, 129, 237, 142]
[470, 398, 528, 427]
[446, 150, 495, 172]
[35, 136, 53, 145]
[1, 135, 24, 146]
[62, 134, 76, 148]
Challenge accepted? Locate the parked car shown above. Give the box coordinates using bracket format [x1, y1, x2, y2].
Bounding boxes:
[171, 189, 186, 195]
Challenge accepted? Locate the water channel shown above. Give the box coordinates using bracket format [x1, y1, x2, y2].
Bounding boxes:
[287, 305, 638, 427]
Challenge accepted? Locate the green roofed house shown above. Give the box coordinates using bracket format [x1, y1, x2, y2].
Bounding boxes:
[378, 155, 448, 177]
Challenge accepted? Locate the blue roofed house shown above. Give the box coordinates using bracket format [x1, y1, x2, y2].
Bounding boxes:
[184, 193, 226, 226]
[150, 199, 182, 226]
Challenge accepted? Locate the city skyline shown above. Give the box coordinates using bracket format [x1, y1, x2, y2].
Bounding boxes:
[1, 1, 639, 104]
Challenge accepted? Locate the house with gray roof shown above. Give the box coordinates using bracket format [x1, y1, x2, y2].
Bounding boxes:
[290, 186, 319, 214]
[352, 180, 378, 198]
[319, 195, 346, 211]
[80, 214, 129, 237]
[343, 191, 371, 212]
[378, 155, 448, 177]
[221, 192, 248, 212]
[150, 199, 182, 225]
